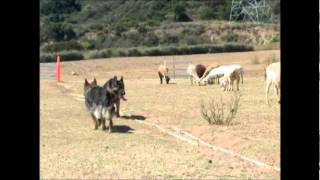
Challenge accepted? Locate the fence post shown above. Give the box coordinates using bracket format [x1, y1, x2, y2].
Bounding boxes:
[173, 56, 175, 80]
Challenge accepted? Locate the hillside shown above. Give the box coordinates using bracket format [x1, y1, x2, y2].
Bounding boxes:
[40, 0, 280, 62]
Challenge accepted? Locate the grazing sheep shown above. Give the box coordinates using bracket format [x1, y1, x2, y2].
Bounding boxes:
[158, 62, 170, 84]
[195, 64, 206, 80]
[158, 65, 170, 84]
[200, 65, 244, 86]
[220, 66, 241, 91]
[187, 64, 198, 85]
[201, 65, 228, 85]
[199, 64, 220, 83]
[186, 63, 205, 85]
[228, 65, 244, 84]
[265, 62, 280, 104]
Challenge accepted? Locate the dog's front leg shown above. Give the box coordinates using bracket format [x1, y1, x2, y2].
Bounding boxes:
[115, 99, 120, 117]
[108, 119, 113, 133]
[101, 118, 107, 131]
[90, 114, 98, 130]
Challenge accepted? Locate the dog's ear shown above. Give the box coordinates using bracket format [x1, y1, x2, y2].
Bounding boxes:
[120, 76, 123, 81]
[84, 78, 89, 86]
[113, 76, 117, 81]
[92, 78, 97, 86]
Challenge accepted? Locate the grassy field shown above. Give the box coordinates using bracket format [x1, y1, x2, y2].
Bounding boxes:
[40, 50, 280, 179]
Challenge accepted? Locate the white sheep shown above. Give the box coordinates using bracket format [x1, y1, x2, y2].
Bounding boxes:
[265, 62, 280, 104]
[220, 66, 241, 91]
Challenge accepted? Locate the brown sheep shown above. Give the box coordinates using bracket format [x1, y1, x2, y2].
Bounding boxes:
[195, 64, 206, 79]
[220, 69, 241, 91]
[158, 64, 170, 84]
[199, 63, 220, 84]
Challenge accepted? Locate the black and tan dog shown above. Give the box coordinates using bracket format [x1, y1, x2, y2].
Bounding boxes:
[102, 76, 127, 117]
[84, 78, 116, 133]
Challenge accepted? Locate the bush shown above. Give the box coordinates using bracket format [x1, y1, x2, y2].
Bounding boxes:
[200, 7, 216, 20]
[200, 92, 241, 125]
[223, 43, 253, 52]
[82, 40, 96, 50]
[144, 48, 161, 56]
[44, 43, 254, 62]
[271, 34, 280, 43]
[118, 49, 128, 56]
[161, 34, 179, 45]
[142, 32, 159, 46]
[174, 4, 192, 22]
[87, 49, 112, 59]
[180, 35, 204, 45]
[44, 22, 77, 41]
[40, 51, 84, 62]
[40, 53, 56, 62]
[42, 40, 84, 52]
[127, 48, 142, 56]
[41, 0, 81, 15]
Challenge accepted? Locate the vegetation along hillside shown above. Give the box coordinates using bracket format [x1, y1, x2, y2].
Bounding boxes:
[40, 0, 280, 62]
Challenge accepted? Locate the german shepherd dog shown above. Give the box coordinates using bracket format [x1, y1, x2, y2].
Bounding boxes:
[84, 78, 116, 133]
[102, 76, 127, 118]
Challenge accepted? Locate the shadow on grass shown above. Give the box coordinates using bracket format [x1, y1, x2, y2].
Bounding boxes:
[112, 125, 135, 133]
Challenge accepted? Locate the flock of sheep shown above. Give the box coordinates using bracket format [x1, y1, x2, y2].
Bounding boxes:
[158, 60, 280, 105]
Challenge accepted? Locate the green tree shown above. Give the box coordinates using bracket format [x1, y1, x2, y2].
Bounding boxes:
[41, 0, 81, 15]
[174, 4, 192, 22]
[45, 22, 76, 41]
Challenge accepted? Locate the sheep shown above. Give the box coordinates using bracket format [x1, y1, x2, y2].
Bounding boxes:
[195, 64, 206, 80]
[265, 62, 280, 105]
[200, 65, 244, 86]
[199, 64, 220, 82]
[220, 67, 241, 91]
[200, 65, 228, 85]
[158, 61, 170, 84]
[186, 63, 205, 85]
[228, 65, 244, 84]
[187, 64, 197, 85]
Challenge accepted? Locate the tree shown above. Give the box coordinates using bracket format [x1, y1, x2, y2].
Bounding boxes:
[41, 0, 81, 16]
[45, 22, 76, 41]
[174, 4, 192, 22]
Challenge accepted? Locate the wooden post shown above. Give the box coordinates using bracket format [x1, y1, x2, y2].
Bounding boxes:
[173, 55, 175, 80]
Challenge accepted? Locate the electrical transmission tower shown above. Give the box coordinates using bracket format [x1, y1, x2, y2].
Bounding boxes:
[229, 0, 272, 23]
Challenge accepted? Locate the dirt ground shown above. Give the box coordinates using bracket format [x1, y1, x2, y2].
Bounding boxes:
[40, 50, 280, 179]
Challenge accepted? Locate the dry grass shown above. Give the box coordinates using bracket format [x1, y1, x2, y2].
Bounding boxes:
[40, 50, 280, 179]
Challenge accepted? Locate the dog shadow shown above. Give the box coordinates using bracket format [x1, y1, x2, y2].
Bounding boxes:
[121, 115, 146, 121]
[112, 125, 135, 133]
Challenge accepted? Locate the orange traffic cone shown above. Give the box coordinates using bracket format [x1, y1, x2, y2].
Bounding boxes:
[55, 55, 61, 82]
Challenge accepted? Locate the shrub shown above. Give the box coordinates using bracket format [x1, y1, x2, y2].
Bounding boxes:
[87, 49, 112, 59]
[127, 48, 142, 56]
[40, 53, 56, 62]
[44, 22, 77, 41]
[200, 92, 241, 125]
[42, 40, 84, 52]
[40, 51, 84, 62]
